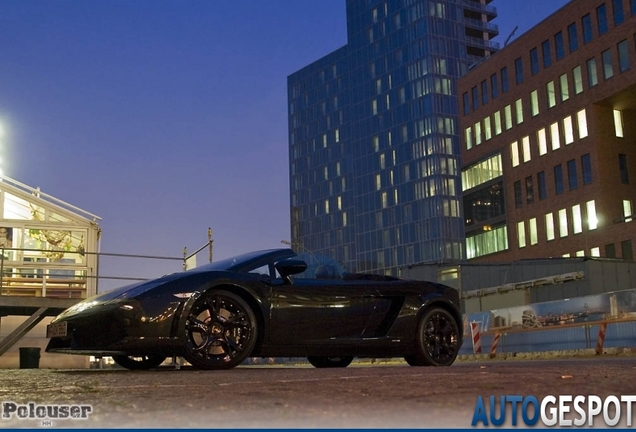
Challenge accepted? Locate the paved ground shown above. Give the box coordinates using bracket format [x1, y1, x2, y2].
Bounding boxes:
[1, 356, 635, 429]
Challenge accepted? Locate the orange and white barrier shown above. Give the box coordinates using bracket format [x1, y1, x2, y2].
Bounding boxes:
[490, 331, 501, 358]
[595, 322, 608, 355]
[471, 321, 482, 354]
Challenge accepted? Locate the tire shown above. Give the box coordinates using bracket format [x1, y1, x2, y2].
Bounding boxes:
[111, 354, 166, 370]
[307, 356, 354, 368]
[183, 290, 257, 370]
[405, 307, 460, 367]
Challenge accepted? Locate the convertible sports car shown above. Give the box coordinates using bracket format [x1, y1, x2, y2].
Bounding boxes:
[46, 248, 462, 370]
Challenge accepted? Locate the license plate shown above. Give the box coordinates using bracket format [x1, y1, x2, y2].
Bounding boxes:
[47, 321, 67, 338]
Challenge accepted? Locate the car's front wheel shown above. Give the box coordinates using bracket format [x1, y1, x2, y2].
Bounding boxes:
[111, 354, 166, 370]
[405, 306, 460, 367]
[183, 290, 257, 370]
[307, 356, 354, 368]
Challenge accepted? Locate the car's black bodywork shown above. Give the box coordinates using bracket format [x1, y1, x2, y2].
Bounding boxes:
[46, 249, 463, 369]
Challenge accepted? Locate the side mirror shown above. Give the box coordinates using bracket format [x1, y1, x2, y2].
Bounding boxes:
[275, 259, 307, 284]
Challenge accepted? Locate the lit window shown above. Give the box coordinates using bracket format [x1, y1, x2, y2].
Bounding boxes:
[381, 191, 388, 208]
[623, 200, 633, 222]
[529, 218, 538, 245]
[559, 208, 568, 237]
[504, 105, 513, 130]
[494, 111, 502, 135]
[475, 122, 482, 145]
[551, 122, 561, 150]
[573, 66, 583, 94]
[335, 129, 340, 142]
[537, 128, 547, 155]
[560, 74, 569, 101]
[484, 116, 492, 141]
[376, 174, 381, 190]
[577, 109, 588, 138]
[465, 127, 473, 150]
[372, 99, 378, 115]
[373, 136, 380, 152]
[587, 200, 598, 230]
[511, 141, 520, 167]
[546, 212, 555, 241]
[563, 116, 574, 144]
[590, 247, 600, 257]
[572, 204, 582, 234]
[518, 221, 526, 248]
[614, 110, 624, 137]
[530, 90, 539, 116]
[576, 250, 585, 257]
[515, 99, 523, 124]
[602, 49, 614, 80]
[325, 200, 330, 214]
[522, 136, 531, 163]
[546, 81, 556, 108]
[587, 58, 598, 87]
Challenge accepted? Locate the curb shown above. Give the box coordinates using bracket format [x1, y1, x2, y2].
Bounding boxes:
[457, 346, 636, 361]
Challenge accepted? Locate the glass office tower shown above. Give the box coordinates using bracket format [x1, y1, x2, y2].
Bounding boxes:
[288, 0, 498, 275]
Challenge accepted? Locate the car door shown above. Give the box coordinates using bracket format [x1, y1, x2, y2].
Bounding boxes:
[266, 277, 378, 345]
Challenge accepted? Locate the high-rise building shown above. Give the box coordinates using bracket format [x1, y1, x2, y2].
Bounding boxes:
[460, 0, 636, 263]
[288, 0, 498, 274]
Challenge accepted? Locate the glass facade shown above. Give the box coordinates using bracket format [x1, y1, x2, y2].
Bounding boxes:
[288, 0, 498, 274]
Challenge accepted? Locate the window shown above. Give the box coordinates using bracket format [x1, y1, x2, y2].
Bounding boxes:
[481, 80, 488, 105]
[573, 66, 583, 94]
[462, 92, 469, 115]
[475, 121, 482, 145]
[542, 40, 552, 68]
[551, 122, 561, 150]
[559, 208, 568, 237]
[564, 116, 574, 144]
[490, 73, 499, 99]
[546, 213, 555, 241]
[597, 4, 608, 35]
[546, 81, 556, 108]
[587, 58, 598, 87]
[577, 109, 588, 138]
[494, 111, 502, 135]
[623, 200, 633, 222]
[619, 154, 629, 184]
[618, 40, 630, 72]
[559, 74, 570, 101]
[602, 49, 614, 79]
[501, 67, 509, 93]
[568, 23, 579, 52]
[471, 86, 479, 110]
[504, 105, 513, 130]
[622, 240, 633, 261]
[567, 159, 578, 190]
[515, 99, 523, 124]
[515, 57, 524, 84]
[613, 0, 625, 24]
[529, 218, 538, 245]
[522, 136, 531, 163]
[582, 154, 592, 185]
[530, 90, 539, 116]
[465, 127, 473, 150]
[606, 243, 616, 258]
[632, 0, 636, 15]
[555, 32, 565, 60]
[514, 180, 522, 208]
[587, 200, 598, 230]
[538, 171, 547, 200]
[555, 164, 564, 195]
[614, 109, 624, 137]
[484, 116, 492, 141]
[526, 176, 534, 204]
[530, 48, 540, 75]
[582, 14, 593, 44]
[572, 204, 583, 234]
[517, 221, 526, 248]
[537, 128, 547, 155]
[511, 141, 520, 167]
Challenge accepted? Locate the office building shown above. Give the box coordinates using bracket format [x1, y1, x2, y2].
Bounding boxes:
[288, 0, 499, 274]
[460, 0, 636, 262]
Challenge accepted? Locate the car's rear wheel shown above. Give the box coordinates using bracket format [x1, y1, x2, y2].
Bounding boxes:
[111, 354, 166, 370]
[307, 356, 354, 368]
[405, 306, 460, 367]
[183, 290, 257, 370]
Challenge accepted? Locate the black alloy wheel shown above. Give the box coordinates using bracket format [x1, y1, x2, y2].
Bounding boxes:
[111, 354, 167, 370]
[405, 307, 460, 367]
[307, 356, 354, 368]
[183, 290, 257, 370]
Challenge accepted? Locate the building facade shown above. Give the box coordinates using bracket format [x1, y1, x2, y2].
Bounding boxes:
[288, 0, 498, 275]
[460, 0, 636, 263]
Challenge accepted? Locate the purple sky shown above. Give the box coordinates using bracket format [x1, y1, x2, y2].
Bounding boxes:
[0, 0, 569, 286]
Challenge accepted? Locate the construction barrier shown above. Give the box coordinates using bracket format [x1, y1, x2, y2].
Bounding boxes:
[596, 321, 608, 355]
[489, 332, 501, 358]
[471, 321, 482, 354]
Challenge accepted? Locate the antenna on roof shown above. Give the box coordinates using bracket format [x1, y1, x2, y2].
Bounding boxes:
[504, 25, 518, 47]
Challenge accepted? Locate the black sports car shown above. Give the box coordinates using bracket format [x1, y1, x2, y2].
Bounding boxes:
[46, 248, 462, 370]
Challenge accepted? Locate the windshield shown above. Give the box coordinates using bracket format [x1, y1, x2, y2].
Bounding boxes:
[193, 249, 296, 273]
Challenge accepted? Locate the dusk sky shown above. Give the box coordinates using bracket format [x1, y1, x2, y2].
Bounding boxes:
[0, 0, 569, 287]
